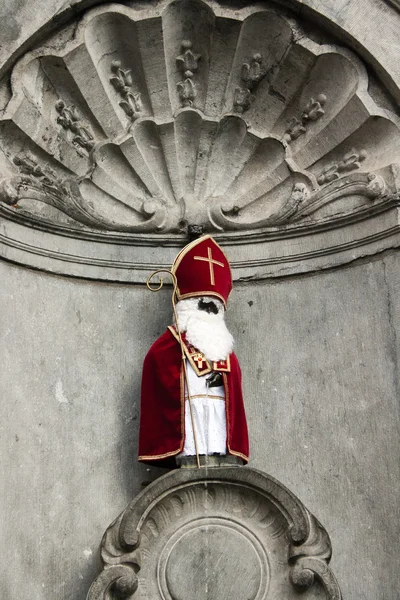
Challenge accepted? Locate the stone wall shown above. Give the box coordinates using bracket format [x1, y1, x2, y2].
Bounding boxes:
[1, 251, 400, 599]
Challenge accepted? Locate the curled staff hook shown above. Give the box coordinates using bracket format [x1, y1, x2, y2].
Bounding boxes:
[146, 269, 178, 294]
[145, 268, 201, 468]
[146, 269, 180, 328]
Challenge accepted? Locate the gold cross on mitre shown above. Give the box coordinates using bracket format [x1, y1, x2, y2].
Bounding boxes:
[193, 246, 224, 286]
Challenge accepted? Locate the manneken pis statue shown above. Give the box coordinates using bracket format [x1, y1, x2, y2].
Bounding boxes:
[138, 235, 249, 468]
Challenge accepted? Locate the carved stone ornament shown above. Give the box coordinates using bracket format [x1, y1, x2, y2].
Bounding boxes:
[86, 467, 342, 600]
[0, 0, 400, 281]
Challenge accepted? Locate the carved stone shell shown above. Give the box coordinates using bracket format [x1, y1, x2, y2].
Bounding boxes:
[0, 0, 399, 280]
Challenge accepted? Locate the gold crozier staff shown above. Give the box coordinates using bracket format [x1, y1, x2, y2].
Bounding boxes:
[146, 269, 201, 469]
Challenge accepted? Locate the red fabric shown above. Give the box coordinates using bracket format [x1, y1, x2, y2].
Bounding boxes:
[172, 235, 232, 306]
[138, 329, 249, 468]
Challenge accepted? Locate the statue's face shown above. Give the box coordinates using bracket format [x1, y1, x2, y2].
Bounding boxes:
[197, 297, 220, 315]
[175, 297, 226, 330]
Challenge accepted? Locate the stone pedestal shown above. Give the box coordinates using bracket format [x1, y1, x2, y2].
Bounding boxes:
[87, 467, 341, 600]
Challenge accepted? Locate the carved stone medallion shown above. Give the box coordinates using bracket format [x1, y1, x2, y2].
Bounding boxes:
[0, 0, 400, 280]
[86, 467, 342, 600]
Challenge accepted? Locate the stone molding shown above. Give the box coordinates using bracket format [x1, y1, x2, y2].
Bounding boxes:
[86, 467, 342, 600]
[0, 0, 400, 280]
[1, 199, 400, 281]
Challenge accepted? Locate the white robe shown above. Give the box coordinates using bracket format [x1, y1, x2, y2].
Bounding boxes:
[178, 361, 227, 456]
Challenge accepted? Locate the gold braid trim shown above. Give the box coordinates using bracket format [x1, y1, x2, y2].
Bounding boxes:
[168, 326, 212, 376]
[138, 449, 182, 460]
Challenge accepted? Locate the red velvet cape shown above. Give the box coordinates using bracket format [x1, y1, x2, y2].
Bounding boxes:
[138, 329, 249, 468]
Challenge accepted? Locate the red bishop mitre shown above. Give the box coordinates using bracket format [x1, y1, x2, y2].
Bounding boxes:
[171, 235, 232, 307]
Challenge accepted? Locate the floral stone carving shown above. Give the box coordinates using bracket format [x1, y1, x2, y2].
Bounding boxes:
[109, 60, 143, 121]
[0, 0, 399, 281]
[233, 53, 267, 113]
[86, 467, 342, 600]
[176, 40, 202, 107]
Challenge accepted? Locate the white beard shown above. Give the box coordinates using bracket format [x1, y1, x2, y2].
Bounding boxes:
[175, 297, 234, 362]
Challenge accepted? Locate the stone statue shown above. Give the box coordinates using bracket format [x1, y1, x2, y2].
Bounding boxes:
[138, 235, 249, 468]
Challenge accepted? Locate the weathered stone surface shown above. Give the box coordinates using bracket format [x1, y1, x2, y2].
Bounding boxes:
[0, 0, 400, 281]
[229, 254, 400, 600]
[0, 261, 168, 599]
[1, 252, 400, 599]
[1, 0, 400, 103]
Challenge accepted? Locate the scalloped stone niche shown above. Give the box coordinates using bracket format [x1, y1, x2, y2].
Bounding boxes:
[0, 0, 400, 281]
